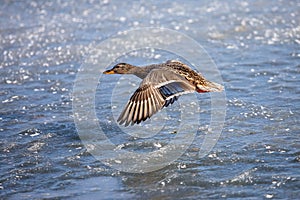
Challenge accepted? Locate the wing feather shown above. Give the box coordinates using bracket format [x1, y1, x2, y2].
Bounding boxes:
[118, 69, 196, 126]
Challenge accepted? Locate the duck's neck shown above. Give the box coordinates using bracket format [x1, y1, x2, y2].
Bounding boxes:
[130, 65, 156, 79]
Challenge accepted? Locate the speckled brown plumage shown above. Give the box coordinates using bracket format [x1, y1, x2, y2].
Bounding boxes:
[103, 60, 224, 126]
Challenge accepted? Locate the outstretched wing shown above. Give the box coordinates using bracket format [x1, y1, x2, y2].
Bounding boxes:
[117, 69, 195, 126]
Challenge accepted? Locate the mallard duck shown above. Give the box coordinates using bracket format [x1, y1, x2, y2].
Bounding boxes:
[103, 60, 224, 126]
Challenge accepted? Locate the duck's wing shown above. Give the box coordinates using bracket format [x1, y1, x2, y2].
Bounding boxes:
[117, 69, 195, 126]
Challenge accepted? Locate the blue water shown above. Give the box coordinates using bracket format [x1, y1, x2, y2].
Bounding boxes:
[1, 0, 300, 199]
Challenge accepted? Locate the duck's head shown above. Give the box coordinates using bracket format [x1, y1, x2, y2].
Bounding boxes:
[103, 63, 135, 74]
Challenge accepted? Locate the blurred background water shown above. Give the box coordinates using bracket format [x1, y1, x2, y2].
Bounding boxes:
[0, 0, 299, 199]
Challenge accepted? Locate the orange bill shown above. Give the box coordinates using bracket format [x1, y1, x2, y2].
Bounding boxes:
[103, 69, 115, 74]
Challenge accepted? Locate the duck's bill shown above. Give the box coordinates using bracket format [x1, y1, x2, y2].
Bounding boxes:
[196, 81, 224, 93]
[103, 69, 115, 74]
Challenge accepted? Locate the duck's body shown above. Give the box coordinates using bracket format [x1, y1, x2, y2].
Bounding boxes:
[103, 60, 223, 126]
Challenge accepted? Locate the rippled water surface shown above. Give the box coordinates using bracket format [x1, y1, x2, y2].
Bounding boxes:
[1, 0, 299, 199]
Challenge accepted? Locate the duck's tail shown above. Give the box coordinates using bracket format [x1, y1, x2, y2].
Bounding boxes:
[196, 81, 224, 93]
